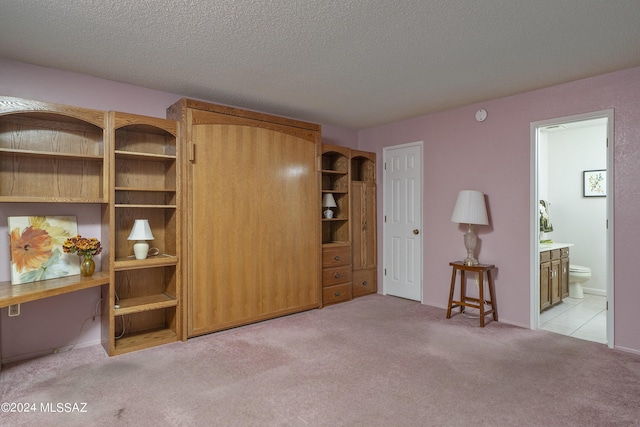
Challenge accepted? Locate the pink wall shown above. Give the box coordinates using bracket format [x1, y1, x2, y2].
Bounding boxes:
[358, 66, 640, 354]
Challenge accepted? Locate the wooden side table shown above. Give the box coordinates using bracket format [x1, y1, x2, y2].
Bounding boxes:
[446, 261, 497, 327]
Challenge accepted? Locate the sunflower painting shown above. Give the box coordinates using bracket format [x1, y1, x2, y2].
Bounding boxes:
[8, 216, 80, 285]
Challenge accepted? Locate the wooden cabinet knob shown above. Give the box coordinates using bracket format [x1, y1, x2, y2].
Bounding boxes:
[334, 291, 341, 297]
[334, 273, 341, 279]
[334, 255, 340, 261]
[362, 281, 368, 286]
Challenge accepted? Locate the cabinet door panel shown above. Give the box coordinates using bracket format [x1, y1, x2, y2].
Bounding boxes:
[540, 261, 551, 311]
[188, 117, 319, 336]
[551, 259, 561, 305]
[352, 181, 377, 270]
[561, 256, 570, 299]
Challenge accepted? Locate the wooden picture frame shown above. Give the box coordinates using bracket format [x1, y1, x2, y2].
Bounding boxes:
[583, 169, 606, 197]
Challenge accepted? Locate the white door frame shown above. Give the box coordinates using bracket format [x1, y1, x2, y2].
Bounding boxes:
[530, 110, 614, 348]
[382, 141, 424, 302]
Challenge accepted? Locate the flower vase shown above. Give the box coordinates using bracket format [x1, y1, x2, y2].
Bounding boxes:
[80, 255, 95, 277]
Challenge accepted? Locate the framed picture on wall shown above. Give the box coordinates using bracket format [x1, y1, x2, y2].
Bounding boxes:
[583, 169, 606, 197]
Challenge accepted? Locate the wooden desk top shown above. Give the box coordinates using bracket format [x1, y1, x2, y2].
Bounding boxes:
[0, 272, 109, 308]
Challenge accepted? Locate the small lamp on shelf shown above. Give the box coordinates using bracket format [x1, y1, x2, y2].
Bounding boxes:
[128, 219, 155, 260]
[322, 193, 337, 219]
[451, 190, 489, 266]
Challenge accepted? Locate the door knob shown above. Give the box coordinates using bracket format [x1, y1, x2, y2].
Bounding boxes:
[413, 229, 420, 235]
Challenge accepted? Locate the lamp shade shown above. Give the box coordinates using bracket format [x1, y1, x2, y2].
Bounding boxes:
[127, 219, 155, 241]
[322, 193, 337, 208]
[451, 190, 489, 225]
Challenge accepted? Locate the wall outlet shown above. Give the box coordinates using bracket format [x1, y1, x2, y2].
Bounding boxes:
[8, 304, 20, 317]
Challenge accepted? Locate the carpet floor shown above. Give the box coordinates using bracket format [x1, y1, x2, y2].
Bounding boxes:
[1, 294, 639, 426]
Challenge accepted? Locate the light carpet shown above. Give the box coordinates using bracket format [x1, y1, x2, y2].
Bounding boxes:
[1, 294, 639, 426]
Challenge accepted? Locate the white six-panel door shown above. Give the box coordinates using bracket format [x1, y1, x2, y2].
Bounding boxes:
[383, 142, 423, 301]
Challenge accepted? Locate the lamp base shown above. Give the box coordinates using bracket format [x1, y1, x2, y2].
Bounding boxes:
[463, 256, 479, 266]
[323, 208, 334, 219]
[133, 241, 149, 260]
[463, 224, 479, 266]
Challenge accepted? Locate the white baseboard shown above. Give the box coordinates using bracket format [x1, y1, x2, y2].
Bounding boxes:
[583, 287, 606, 296]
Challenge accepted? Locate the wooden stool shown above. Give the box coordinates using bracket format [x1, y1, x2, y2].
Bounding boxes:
[446, 261, 497, 327]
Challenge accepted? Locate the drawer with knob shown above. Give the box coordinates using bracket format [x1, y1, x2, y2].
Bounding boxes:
[322, 283, 352, 305]
[322, 246, 352, 268]
[352, 268, 376, 297]
[322, 265, 352, 287]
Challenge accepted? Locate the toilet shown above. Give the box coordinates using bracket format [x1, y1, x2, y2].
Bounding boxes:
[568, 265, 591, 299]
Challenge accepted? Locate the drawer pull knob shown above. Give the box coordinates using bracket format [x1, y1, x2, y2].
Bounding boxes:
[334, 255, 341, 261]
[334, 273, 341, 279]
[334, 291, 341, 297]
[362, 281, 368, 286]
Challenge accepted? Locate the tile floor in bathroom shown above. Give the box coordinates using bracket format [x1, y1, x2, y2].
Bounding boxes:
[540, 294, 607, 344]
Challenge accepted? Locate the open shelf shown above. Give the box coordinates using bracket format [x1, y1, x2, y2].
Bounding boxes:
[115, 187, 176, 207]
[112, 207, 177, 260]
[115, 204, 177, 209]
[351, 152, 376, 183]
[115, 150, 176, 161]
[114, 254, 178, 271]
[321, 151, 349, 173]
[322, 219, 350, 244]
[113, 324, 178, 355]
[0, 147, 104, 160]
[0, 100, 108, 202]
[114, 293, 177, 316]
[0, 195, 107, 203]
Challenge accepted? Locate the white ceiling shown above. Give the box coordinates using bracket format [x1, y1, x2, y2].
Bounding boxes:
[1, 1, 640, 130]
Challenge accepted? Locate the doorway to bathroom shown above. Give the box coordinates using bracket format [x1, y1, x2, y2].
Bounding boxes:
[531, 111, 613, 348]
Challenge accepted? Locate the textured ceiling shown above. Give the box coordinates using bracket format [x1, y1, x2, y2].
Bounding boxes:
[1, 1, 640, 130]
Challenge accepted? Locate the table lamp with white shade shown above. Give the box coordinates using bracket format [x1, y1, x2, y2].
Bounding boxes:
[322, 193, 337, 219]
[128, 219, 155, 260]
[451, 190, 489, 266]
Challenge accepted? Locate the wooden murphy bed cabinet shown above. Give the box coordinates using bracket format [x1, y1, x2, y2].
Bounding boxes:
[0, 96, 183, 357]
[0, 95, 378, 358]
[540, 246, 569, 311]
[167, 99, 321, 338]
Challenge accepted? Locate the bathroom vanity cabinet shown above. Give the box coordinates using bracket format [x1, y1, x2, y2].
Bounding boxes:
[540, 245, 570, 311]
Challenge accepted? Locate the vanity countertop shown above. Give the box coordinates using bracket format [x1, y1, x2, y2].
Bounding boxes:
[539, 242, 574, 252]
